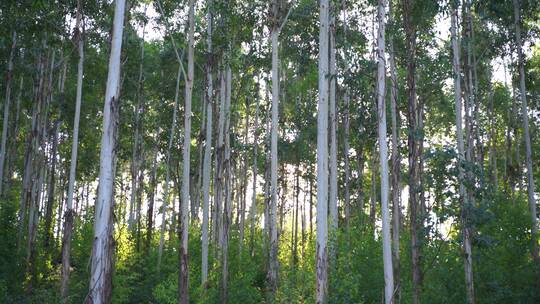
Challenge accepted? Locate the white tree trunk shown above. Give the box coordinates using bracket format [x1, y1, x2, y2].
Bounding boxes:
[0, 31, 16, 195]
[376, 1, 395, 302]
[221, 65, 233, 302]
[268, 25, 280, 296]
[179, 1, 194, 302]
[329, 10, 338, 245]
[239, 99, 249, 251]
[513, 0, 539, 266]
[317, 0, 329, 302]
[88, 0, 125, 301]
[451, 6, 475, 304]
[61, 3, 83, 297]
[249, 78, 260, 254]
[201, 0, 213, 287]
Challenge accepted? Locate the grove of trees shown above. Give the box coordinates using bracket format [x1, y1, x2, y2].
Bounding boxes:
[0, 0, 539, 303]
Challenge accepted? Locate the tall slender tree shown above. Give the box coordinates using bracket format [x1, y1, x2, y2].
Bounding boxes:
[88, 0, 125, 302]
[179, 0, 195, 302]
[376, 1, 395, 302]
[451, 5, 475, 303]
[317, 0, 329, 302]
[388, 0, 401, 298]
[401, 0, 423, 301]
[201, 0, 214, 287]
[268, 0, 281, 296]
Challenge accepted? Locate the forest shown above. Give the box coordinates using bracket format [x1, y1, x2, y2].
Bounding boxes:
[0, 0, 539, 303]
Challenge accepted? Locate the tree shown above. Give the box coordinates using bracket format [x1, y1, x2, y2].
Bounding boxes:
[376, 0, 395, 302]
[88, 0, 126, 302]
[387, 0, 401, 298]
[179, 0, 195, 302]
[450, 4, 475, 303]
[401, 0, 423, 301]
[201, 0, 213, 288]
[316, 0, 329, 302]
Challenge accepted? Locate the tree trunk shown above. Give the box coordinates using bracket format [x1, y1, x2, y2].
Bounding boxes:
[19, 43, 45, 252]
[239, 97, 249, 251]
[401, 0, 422, 301]
[376, 1, 395, 302]
[249, 78, 260, 254]
[388, 0, 401, 299]
[178, 1, 194, 302]
[487, 86, 498, 189]
[343, 91, 351, 231]
[88, 0, 125, 301]
[328, 5, 338, 250]
[293, 165, 299, 268]
[317, 0, 329, 302]
[370, 151, 377, 226]
[268, 1, 280, 295]
[44, 121, 60, 250]
[146, 151, 157, 253]
[0, 31, 17, 196]
[513, 0, 539, 266]
[220, 65, 233, 303]
[135, 155, 145, 252]
[451, 7, 475, 304]
[357, 146, 365, 217]
[201, 0, 213, 287]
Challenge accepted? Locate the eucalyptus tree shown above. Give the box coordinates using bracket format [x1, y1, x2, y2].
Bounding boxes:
[88, 0, 126, 301]
[388, 0, 401, 297]
[317, 0, 329, 302]
[451, 3, 475, 303]
[268, 0, 295, 296]
[201, 0, 213, 288]
[179, 0, 195, 301]
[328, 1, 338, 247]
[401, 0, 423, 301]
[376, 0, 394, 302]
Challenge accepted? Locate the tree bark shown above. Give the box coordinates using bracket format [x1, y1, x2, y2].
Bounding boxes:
[146, 150, 157, 253]
[317, 0, 329, 302]
[388, 0, 401, 299]
[201, 0, 213, 287]
[268, 0, 280, 295]
[451, 7, 475, 304]
[88, 0, 125, 301]
[249, 78, 260, 254]
[178, 0, 194, 302]
[329, 5, 338, 248]
[44, 121, 60, 250]
[376, 1, 395, 302]
[401, 0, 423, 301]
[239, 97, 250, 251]
[220, 65, 233, 303]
